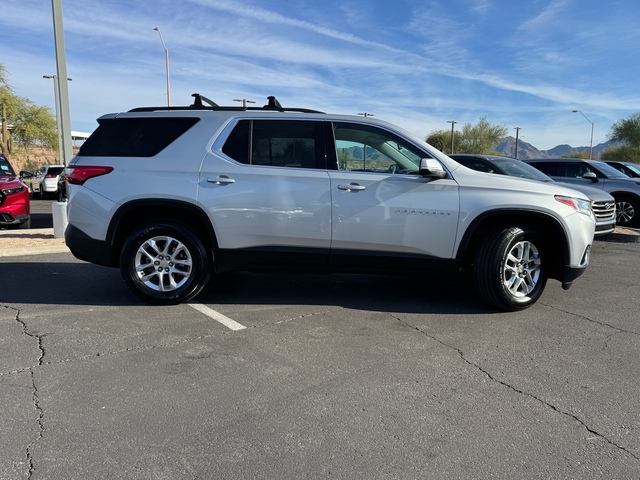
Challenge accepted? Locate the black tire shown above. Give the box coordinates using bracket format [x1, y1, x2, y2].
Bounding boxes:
[474, 226, 547, 311]
[120, 221, 211, 305]
[615, 195, 640, 227]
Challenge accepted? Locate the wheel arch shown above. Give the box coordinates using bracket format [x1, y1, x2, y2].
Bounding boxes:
[456, 209, 569, 281]
[608, 190, 640, 202]
[106, 199, 218, 267]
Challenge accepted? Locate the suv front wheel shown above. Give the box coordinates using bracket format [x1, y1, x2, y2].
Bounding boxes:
[120, 221, 211, 304]
[474, 226, 547, 311]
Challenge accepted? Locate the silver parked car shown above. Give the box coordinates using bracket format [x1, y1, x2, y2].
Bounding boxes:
[524, 158, 640, 227]
[64, 94, 596, 311]
[450, 154, 616, 236]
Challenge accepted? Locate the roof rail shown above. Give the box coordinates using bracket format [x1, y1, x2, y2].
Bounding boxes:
[128, 94, 325, 114]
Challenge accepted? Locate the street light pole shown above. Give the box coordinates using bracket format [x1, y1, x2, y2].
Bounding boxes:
[514, 127, 521, 159]
[154, 27, 171, 107]
[43, 75, 72, 164]
[572, 110, 594, 160]
[51, 0, 73, 166]
[447, 120, 457, 154]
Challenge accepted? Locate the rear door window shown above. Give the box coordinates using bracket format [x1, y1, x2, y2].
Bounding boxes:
[222, 120, 326, 169]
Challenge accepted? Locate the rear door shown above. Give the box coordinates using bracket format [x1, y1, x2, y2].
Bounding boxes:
[199, 119, 332, 267]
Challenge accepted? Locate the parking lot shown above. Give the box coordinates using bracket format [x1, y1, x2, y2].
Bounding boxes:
[1, 207, 639, 478]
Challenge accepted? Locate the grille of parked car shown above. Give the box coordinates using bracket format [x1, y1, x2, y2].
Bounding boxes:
[591, 200, 616, 227]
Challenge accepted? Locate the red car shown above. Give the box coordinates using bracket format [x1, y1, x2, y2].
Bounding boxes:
[0, 153, 31, 229]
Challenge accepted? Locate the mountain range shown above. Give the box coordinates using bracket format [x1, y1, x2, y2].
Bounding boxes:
[494, 137, 617, 160]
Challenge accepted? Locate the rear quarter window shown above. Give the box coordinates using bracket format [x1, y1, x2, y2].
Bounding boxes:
[79, 117, 200, 157]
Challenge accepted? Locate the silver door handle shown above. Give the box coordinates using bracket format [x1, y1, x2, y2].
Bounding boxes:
[207, 175, 236, 185]
[337, 183, 366, 191]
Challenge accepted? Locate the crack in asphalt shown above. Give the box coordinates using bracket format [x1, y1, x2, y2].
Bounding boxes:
[392, 314, 639, 462]
[542, 303, 640, 337]
[0, 309, 336, 377]
[6, 305, 45, 480]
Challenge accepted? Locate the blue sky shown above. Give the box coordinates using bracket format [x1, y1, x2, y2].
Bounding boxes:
[1, 0, 639, 151]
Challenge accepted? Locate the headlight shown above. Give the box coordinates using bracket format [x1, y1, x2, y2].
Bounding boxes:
[1, 185, 26, 196]
[555, 195, 593, 217]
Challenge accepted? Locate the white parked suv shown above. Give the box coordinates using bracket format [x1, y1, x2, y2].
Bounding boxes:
[65, 95, 596, 311]
[30, 164, 65, 199]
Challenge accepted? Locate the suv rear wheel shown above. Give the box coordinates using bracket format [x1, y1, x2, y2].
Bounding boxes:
[474, 226, 547, 311]
[120, 221, 211, 304]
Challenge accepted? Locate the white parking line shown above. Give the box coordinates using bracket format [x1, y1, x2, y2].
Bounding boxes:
[188, 303, 247, 331]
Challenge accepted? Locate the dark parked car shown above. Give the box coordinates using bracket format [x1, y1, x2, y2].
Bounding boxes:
[57, 170, 67, 201]
[450, 154, 616, 236]
[524, 157, 640, 227]
[0, 153, 31, 229]
[604, 161, 640, 178]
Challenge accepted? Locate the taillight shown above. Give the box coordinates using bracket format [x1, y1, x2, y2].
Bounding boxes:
[67, 166, 114, 185]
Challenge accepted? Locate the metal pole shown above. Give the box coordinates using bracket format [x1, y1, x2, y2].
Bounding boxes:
[589, 122, 594, 160]
[154, 27, 171, 107]
[43, 75, 71, 164]
[447, 120, 456, 154]
[514, 127, 521, 159]
[51, 0, 73, 166]
[572, 110, 594, 160]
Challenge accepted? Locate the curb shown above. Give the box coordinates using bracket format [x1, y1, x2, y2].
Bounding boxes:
[0, 228, 70, 257]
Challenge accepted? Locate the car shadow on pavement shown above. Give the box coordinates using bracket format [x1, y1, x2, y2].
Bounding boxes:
[0, 261, 492, 315]
[197, 271, 493, 315]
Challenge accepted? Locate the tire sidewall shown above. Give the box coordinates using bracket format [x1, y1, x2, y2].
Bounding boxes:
[496, 227, 546, 309]
[474, 226, 547, 311]
[120, 222, 210, 304]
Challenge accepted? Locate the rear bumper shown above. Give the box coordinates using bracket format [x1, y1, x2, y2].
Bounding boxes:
[65, 224, 115, 267]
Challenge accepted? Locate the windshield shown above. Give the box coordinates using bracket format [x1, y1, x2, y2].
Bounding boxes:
[492, 157, 552, 182]
[590, 160, 631, 179]
[0, 156, 17, 177]
[625, 162, 640, 175]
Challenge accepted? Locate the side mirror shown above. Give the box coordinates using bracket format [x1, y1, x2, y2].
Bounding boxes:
[419, 158, 447, 179]
[583, 172, 598, 183]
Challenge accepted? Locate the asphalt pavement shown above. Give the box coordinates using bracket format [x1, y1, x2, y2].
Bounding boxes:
[1, 202, 640, 479]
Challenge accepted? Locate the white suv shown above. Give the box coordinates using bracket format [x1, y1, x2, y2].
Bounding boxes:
[30, 164, 65, 199]
[65, 94, 596, 311]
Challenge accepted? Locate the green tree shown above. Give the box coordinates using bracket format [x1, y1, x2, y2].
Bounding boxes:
[456, 117, 507, 154]
[609, 113, 640, 148]
[600, 144, 640, 162]
[1, 63, 57, 154]
[425, 130, 460, 154]
[426, 117, 507, 155]
[562, 152, 590, 159]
